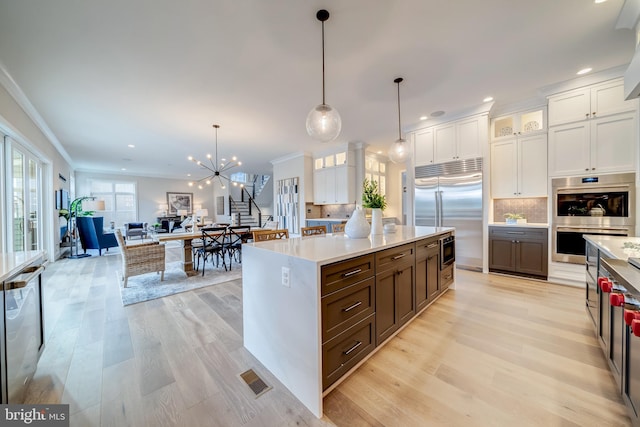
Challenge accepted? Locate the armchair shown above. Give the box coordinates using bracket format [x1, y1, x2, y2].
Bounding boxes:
[115, 229, 165, 287]
[76, 217, 118, 255]
[124, 222, 148, 240]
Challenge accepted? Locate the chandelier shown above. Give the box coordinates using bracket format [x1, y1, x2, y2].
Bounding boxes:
[188, 124, 241, 190]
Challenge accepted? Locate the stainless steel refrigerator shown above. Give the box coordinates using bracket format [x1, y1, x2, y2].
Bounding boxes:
[415, 158, 483, 270]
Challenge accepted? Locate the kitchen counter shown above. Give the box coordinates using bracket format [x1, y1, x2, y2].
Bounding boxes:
[0, 251, 44, 282]
[242, 226, 453, 417]
[489, 222, 549, 228]
[583, 235, 640, 260]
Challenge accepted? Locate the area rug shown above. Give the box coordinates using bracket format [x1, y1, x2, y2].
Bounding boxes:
[118, 261, 242, 306]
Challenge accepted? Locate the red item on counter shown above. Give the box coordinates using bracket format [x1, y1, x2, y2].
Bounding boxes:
[624, 309, 640, 326]
[632, 319, 640, 337]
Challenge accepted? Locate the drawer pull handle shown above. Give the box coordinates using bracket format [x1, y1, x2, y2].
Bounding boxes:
[427, 243, 438, 249]
[506, 232, 524, 234]
[343, 341, 362, 356]
[392, 253, 406, 260]
[343, 269, 362, 278]
[342, 301, 362, 312]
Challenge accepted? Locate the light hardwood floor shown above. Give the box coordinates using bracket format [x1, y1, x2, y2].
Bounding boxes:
[27, 247, 631, 426]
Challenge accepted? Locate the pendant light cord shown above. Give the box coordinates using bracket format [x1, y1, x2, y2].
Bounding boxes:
[321, 20, 326, 105]
[395, 78, 403, 141]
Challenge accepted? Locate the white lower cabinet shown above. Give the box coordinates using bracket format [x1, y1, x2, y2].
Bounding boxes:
[548, 111, 637, 176]
[491, 134, 547, 198]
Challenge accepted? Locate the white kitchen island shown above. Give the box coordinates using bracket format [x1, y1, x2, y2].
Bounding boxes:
[242, 226, 454, 417]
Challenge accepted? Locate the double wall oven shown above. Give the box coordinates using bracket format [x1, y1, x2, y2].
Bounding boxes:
[552, 173, 635, 264]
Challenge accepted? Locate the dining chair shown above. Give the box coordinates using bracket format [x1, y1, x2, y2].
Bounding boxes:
[332, 222, 346, 233]
[226, 225, 251, 268]
[301, 225, 327, 236]
[196, 226, 228, 274]
[252, 229, 289, 241]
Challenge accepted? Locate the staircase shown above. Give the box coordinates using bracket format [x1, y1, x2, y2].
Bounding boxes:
[229, 198, 261, 227]
[230, 172, 271, 198]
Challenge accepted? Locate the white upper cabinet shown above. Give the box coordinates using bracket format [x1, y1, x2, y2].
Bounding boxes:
[491, 108, 546, 142]
[491, 134, 547, 198]
[547, 78, 638, 177]
[414, 113, 487, 165]
[414, 128, 434, 166]
[548, 79, 635, 127]
[313, 147, 355, 204]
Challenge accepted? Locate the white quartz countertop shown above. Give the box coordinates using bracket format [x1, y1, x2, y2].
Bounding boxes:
[246, 226, 453, 265]
[489, 222, 549, 228]
[0, 251, 45, 282]
[583, 235, 640, 260]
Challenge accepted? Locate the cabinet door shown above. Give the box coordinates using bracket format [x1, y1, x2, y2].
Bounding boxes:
[334, 166, 355, 204]
[456, 116, 483, 160]
[426, 251, 440, 301]
[591, 112, 637, 174]
[488, 238, 515, 272]
[518, 134, 547, 197]
[591, 80, 633, 118]
[490, 139, 518, 198]
[548, 122, 590, 176]
[414, 128, 434, 166]
[434, 123, 456, 163]
[515, 239, 547, 277]
[548, 88, 590, 126]
[397, 263, 415, 328]
[313, 168, 329, 204]
[375, 269, 398, 345]
[415, 256, 428, 312]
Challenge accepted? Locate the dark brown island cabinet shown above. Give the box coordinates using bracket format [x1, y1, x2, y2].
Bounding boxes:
[319, 232, 454, 390]
[488, 226, 548, 279]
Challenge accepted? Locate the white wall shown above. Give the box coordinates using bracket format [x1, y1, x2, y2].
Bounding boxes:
[75, 171, 215, 226]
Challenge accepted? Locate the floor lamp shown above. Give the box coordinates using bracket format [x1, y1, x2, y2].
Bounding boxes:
[68, 197, 104, 259]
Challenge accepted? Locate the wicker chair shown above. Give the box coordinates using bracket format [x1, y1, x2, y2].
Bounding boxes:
[332, 222, 346, 233]
[252, 229, 289, 241]
[115, 229, 166, 287]
[301, 225, 327, 236]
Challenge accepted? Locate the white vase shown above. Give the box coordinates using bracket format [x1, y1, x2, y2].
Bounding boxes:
[370, 208, 383, 235]
[345, 207, 370, 239]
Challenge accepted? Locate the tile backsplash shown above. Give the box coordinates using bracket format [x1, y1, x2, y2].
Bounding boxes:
[493, 198, 548, 223]
[306, 203, 356, 219]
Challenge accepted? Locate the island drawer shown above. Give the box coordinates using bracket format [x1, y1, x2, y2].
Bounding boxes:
[416, 237, 439, 259]
[375, 243, 415, 273]
[321, 254, 375, 296]
[441, 264, 454, 289]
[322, 314, 375, 390]
[322, 277, 375, 343]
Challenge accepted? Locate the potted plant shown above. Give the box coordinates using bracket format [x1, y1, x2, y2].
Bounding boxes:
[504, 213, 526, 224]
[362, 179, 386, 234]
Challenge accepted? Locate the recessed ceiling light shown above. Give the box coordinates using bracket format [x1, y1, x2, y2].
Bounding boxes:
[594, 0, 607, 4]
[483, 96, 494, 103]
[430, 111, 445, 118]
[419, 116, 428, 121]
[121, 168, 126, 171]
[187, 173, 191, 177]
[577, 67, 592, 75]
[127, 144, 135, 148]
[377, 150, 383, 154]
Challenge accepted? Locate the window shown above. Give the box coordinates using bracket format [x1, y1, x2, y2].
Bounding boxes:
[88, 179, 137, 227]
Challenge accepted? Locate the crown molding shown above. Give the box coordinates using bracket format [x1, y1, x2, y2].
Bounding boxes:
[0, 61, 74, 167]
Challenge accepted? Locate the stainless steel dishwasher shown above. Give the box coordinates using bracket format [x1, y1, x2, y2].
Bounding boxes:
[2, 261, 45, 403]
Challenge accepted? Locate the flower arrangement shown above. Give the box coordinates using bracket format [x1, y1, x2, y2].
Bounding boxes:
[504, 213, 526, 224]
[362, 179, 387, 210]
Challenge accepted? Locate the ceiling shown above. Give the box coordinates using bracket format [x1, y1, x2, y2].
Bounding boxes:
[0, 0, 635, 180]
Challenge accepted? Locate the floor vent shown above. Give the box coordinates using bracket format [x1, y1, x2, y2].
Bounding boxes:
[240, 369, 271, 398]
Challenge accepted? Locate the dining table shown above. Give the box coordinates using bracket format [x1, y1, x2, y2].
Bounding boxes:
[154, 231, 202, 276]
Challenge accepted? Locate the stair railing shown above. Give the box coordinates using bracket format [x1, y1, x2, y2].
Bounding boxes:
[241, 187, 262, 228]
[228, 196, 243, 226]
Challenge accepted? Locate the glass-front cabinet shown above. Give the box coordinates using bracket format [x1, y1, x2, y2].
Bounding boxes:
[491, 108, 546, 142]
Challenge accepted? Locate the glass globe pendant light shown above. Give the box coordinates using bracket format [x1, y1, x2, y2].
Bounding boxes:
[306, 9, 341, 142]
[388, 77, 411, 164]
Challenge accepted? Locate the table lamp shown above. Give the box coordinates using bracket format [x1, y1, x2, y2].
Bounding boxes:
[177, 209, 188, 221]
[159, 204, 168, 217]
[195, 209, 208, 225]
